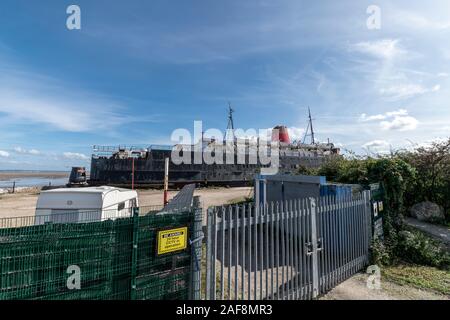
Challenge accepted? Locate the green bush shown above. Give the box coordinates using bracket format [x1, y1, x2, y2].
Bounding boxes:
[370, 238, 394, 266]
[371, 230, 450, 270]
[398, 138, 450, 222]
[395, 229, 450, 270]
[309, 143, 450, 270]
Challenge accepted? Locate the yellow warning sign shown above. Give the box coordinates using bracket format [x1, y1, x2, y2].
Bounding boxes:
[157, 227, 188, 255]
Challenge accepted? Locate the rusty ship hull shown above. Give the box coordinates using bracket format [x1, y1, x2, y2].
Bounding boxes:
[89, 143, 338, 187]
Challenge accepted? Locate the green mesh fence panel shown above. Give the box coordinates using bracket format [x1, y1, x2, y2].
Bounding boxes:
[134, 212, 193, 300]
[0, 206, 194, 300]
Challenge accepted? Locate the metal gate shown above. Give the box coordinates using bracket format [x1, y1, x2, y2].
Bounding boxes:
[205, 191, 372, 300]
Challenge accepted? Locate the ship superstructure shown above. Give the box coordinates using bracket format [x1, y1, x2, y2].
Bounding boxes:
[89, 109, 340, 187]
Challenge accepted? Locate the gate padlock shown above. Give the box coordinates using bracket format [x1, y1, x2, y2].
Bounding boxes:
[305, 242, 313, 255]
[317, 238, 323, 252]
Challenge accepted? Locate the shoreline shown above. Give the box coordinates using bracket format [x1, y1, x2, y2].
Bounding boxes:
[0, 171, 69, 181]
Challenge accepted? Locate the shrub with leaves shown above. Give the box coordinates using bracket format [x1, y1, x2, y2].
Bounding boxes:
[370, 238, 394, 266]
[307, 145, 450, 269]
[398, 138, 450, 222]
[395, 229, 450, 269]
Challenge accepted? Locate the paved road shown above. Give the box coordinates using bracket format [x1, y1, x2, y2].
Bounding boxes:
[405, 217, 450, 248]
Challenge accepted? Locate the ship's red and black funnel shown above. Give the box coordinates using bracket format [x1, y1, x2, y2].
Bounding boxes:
[272, 125, 290, 144]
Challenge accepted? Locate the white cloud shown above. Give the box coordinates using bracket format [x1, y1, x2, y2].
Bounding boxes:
[29, 149, 41, 155]
[360, 109, 419, 132]
[363, 140, 390, 148]
[362, 140, 391, 154]
[287, 127, 305, 141]
[380, 116, 419, 131]
[432, 84, 441, 92]
[13, 147, 24, 153]
[360, 109, 408, 122]
[0, 150, 10, 157]
[63, 152, 89, 160]
[360, 113, 387, 122]
[350, 39, 404, 60]
[385, 109, 409, 117]
[14, 146, 41, 155]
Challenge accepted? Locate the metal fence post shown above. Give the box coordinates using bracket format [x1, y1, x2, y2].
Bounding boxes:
[205, 207, 213, 300]
[363, 190, 372, 264]
[130, 207, 139, 300]
[309, 197, 319, 299]
[190, 197, 203, 300]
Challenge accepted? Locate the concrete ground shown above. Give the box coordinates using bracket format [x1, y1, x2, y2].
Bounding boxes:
[320, 272, 448, 300]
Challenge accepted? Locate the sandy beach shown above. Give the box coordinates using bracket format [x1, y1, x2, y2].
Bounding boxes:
[0, 186, 253, 223]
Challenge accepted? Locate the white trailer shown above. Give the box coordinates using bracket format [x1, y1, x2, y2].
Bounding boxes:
[35, 186, 138, 224]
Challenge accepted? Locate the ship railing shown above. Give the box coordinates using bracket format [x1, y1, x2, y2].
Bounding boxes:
[92, 145, 153, 157]
[148, 144, 174, 151]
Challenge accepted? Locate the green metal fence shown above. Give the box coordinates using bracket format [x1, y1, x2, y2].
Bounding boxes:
[0, 206, 198, 300]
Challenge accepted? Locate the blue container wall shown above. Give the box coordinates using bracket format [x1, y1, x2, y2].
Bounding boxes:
[320, 185, 352, 199]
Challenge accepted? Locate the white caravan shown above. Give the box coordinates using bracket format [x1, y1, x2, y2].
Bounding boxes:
[35, 186, 138, 224]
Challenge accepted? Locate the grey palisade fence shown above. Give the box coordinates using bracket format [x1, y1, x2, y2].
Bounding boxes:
[205, 191, 372, 300]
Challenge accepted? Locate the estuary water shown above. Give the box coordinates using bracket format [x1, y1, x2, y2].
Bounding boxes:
[0, 171, 69, 189]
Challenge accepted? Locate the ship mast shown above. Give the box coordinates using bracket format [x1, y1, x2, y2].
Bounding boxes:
[302, 107, 316, 145]
[308, 107, 315, 144]
[226, 102, 235, 142]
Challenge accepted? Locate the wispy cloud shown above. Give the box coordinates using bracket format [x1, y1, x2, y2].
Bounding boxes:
[0, 58, 157, 133]
[391, 10, 450, 31]
[379, 83, 440, 101]
[14, 147, 41, 155]
[63, 152, 89, 161]
[86, 1, 358, 65]
[0, 83, 124, 132]
[348, 36, 444, 108]
[349, 39, 405, 60]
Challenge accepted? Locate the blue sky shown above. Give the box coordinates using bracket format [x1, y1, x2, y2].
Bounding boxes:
[0, 0, 449, 170]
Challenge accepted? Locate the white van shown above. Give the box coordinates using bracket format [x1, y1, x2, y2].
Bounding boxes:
[35, 186, 138, 224]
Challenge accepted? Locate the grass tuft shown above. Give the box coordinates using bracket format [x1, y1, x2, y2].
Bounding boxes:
[382, 263, 450, 296]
